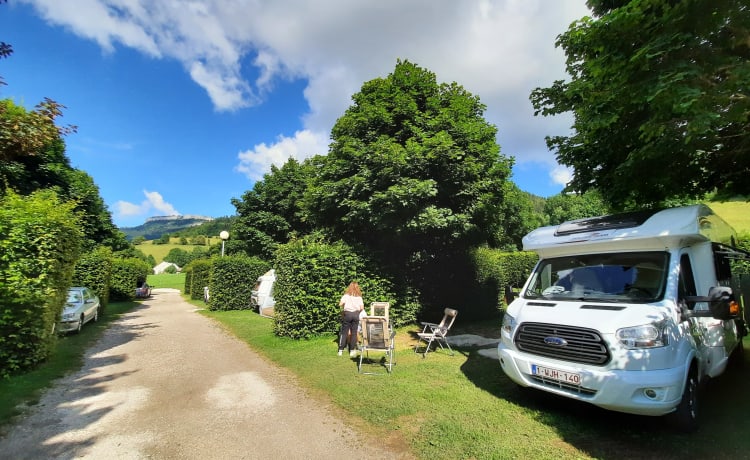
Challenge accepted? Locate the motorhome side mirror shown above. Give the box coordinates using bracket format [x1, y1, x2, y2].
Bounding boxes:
[504, 285, 517, 305]
[684, 287, 738, 320]
[707, 286, 739, 320]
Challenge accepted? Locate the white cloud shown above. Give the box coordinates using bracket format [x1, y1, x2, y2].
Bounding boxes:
[236, 130, 329, 181]
[22, 0, 591, 180]
[550, 165, 574, 188]
[114, 190, 179, 220]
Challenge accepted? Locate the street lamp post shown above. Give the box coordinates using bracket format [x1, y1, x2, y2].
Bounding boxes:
[220, 231, 229, 257]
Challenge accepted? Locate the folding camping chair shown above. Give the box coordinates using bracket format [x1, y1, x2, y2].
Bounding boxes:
[358, 315, 396, 375]
[414, 308, 458, 357]
[369, 301, 390, 321]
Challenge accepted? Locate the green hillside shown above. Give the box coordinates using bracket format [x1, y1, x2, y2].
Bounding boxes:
[708, 200, 750, 233]
[135, 237, 221, 263]
[120, 216, 214, 240]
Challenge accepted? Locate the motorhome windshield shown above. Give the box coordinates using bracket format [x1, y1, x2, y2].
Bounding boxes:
[524, 252, 669, 302]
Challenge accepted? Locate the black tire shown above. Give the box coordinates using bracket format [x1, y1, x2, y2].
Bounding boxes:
[93, 307, 99, 323]
[75, 315, 83, 334]
[669, 366, 699, 432]
[729, 334, 745, 369]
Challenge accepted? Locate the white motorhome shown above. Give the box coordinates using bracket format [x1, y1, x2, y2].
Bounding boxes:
[251, 269, 276, 317]
[498, 205, 749, 431]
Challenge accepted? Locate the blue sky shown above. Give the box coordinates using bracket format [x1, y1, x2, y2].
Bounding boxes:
[1, 0, 589, 228]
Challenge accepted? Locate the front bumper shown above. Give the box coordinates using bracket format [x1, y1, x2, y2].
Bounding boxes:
[57, 319, 80, 333]
[498, 343, 686, 416]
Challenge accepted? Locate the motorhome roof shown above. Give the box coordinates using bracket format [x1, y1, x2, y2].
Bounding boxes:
[523, 204, 736, 258]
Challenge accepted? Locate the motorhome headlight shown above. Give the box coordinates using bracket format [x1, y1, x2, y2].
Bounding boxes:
[616, 322, 668, 348]
[501, 313, 516, 341]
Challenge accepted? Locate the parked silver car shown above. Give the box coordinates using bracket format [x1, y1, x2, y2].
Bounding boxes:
[57, 287, 100, 334]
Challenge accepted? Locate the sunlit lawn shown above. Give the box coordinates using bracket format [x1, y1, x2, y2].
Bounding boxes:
[147, 272, 186, 290]
[709, 200, 750, 233]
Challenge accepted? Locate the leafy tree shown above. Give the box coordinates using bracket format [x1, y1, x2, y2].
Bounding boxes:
[490, 183, 545, 250]
[0, 98, 76, 162]
[543, 190, 611, 226]
[0, 100, 125, 250]
[190, 235, 206, 245]
[531, 0, 750, 209]
[304, 60, 512, 294]
[164, 247, 191, 267]
[176, 216, 234, 239]
[231, 158, 315, 259]
[155, 233, 171, 245]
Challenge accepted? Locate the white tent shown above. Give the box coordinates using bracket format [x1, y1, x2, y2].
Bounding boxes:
[153, 261, 181, 274]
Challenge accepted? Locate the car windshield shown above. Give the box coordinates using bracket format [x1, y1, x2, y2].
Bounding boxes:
[67, 291, 83, 303]
[524, 251, 669, 302]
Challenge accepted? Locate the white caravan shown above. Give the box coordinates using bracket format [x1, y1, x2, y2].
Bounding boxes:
[251, 269, 276, 317]
[498, 205, 748, 431]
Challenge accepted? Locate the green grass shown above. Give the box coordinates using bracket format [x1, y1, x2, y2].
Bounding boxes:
[135, 237, 220, 263]
[708, 200, 750, 233]
[201, 308, 750, 459]
[0, 300, 139, 432]
[147, 272, 186, 290]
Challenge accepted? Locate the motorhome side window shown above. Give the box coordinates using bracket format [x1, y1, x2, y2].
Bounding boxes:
[712, 243, 733, 286]
[678, 254, 697, 299]
[524, 252, 669, 302]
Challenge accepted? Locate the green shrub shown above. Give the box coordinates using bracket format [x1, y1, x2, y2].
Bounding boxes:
[208, 255, 269, 311]
[72, 246, 113, 307]
[472, 247, 538, 309]
[0, 190, 82, 377]
[109, 258, 151, 301]
[272, 238, 408, 339]
[186, 259, 212, 300]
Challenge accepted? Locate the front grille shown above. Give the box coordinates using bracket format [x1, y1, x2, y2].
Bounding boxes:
[514, 322, 610, 365]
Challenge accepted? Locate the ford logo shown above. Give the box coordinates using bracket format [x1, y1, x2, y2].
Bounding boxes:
[544, 336, 568, 346]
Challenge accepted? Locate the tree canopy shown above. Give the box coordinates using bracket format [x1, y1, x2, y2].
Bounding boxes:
[0, 99, 125, 250]
[305, 60, 513, 266]
[231, 158, 314, 260]
[531, 0, 749, 209]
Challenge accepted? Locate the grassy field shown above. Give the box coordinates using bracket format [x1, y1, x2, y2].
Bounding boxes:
[135, 237, 221, 263]
[203, 308, 750, 459]
[147, 272, 186, 290]
[708, 200, 750, 233]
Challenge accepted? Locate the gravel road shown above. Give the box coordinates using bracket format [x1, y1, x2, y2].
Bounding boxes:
[0, 289, 408, 459]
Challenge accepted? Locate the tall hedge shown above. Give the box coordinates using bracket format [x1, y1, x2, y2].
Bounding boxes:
[0, 190, 82, 377]
[272, 238, 411, 339]
[109, 257, 151, 301]
[186, 259, 213, 300]
[472, 247, 538, 309]
[72, 246, 113, 307]
[207, 255, 269, 311]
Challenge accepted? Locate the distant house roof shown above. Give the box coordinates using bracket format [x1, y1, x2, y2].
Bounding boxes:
[153, 261, 181, 274]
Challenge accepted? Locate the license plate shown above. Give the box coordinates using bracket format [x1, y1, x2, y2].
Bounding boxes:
[531, 364, 581, 385]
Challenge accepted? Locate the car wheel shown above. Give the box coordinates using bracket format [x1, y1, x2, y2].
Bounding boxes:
[669, 366, 699, 432]
[93, 306, 99, 323]
[75, 315, 83, 334]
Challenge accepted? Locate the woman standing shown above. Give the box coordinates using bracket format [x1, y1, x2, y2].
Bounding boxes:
[338, 281, 364, 357]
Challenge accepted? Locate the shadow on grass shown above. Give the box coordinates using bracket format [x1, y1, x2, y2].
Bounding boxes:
[459, 341, 750, 459]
